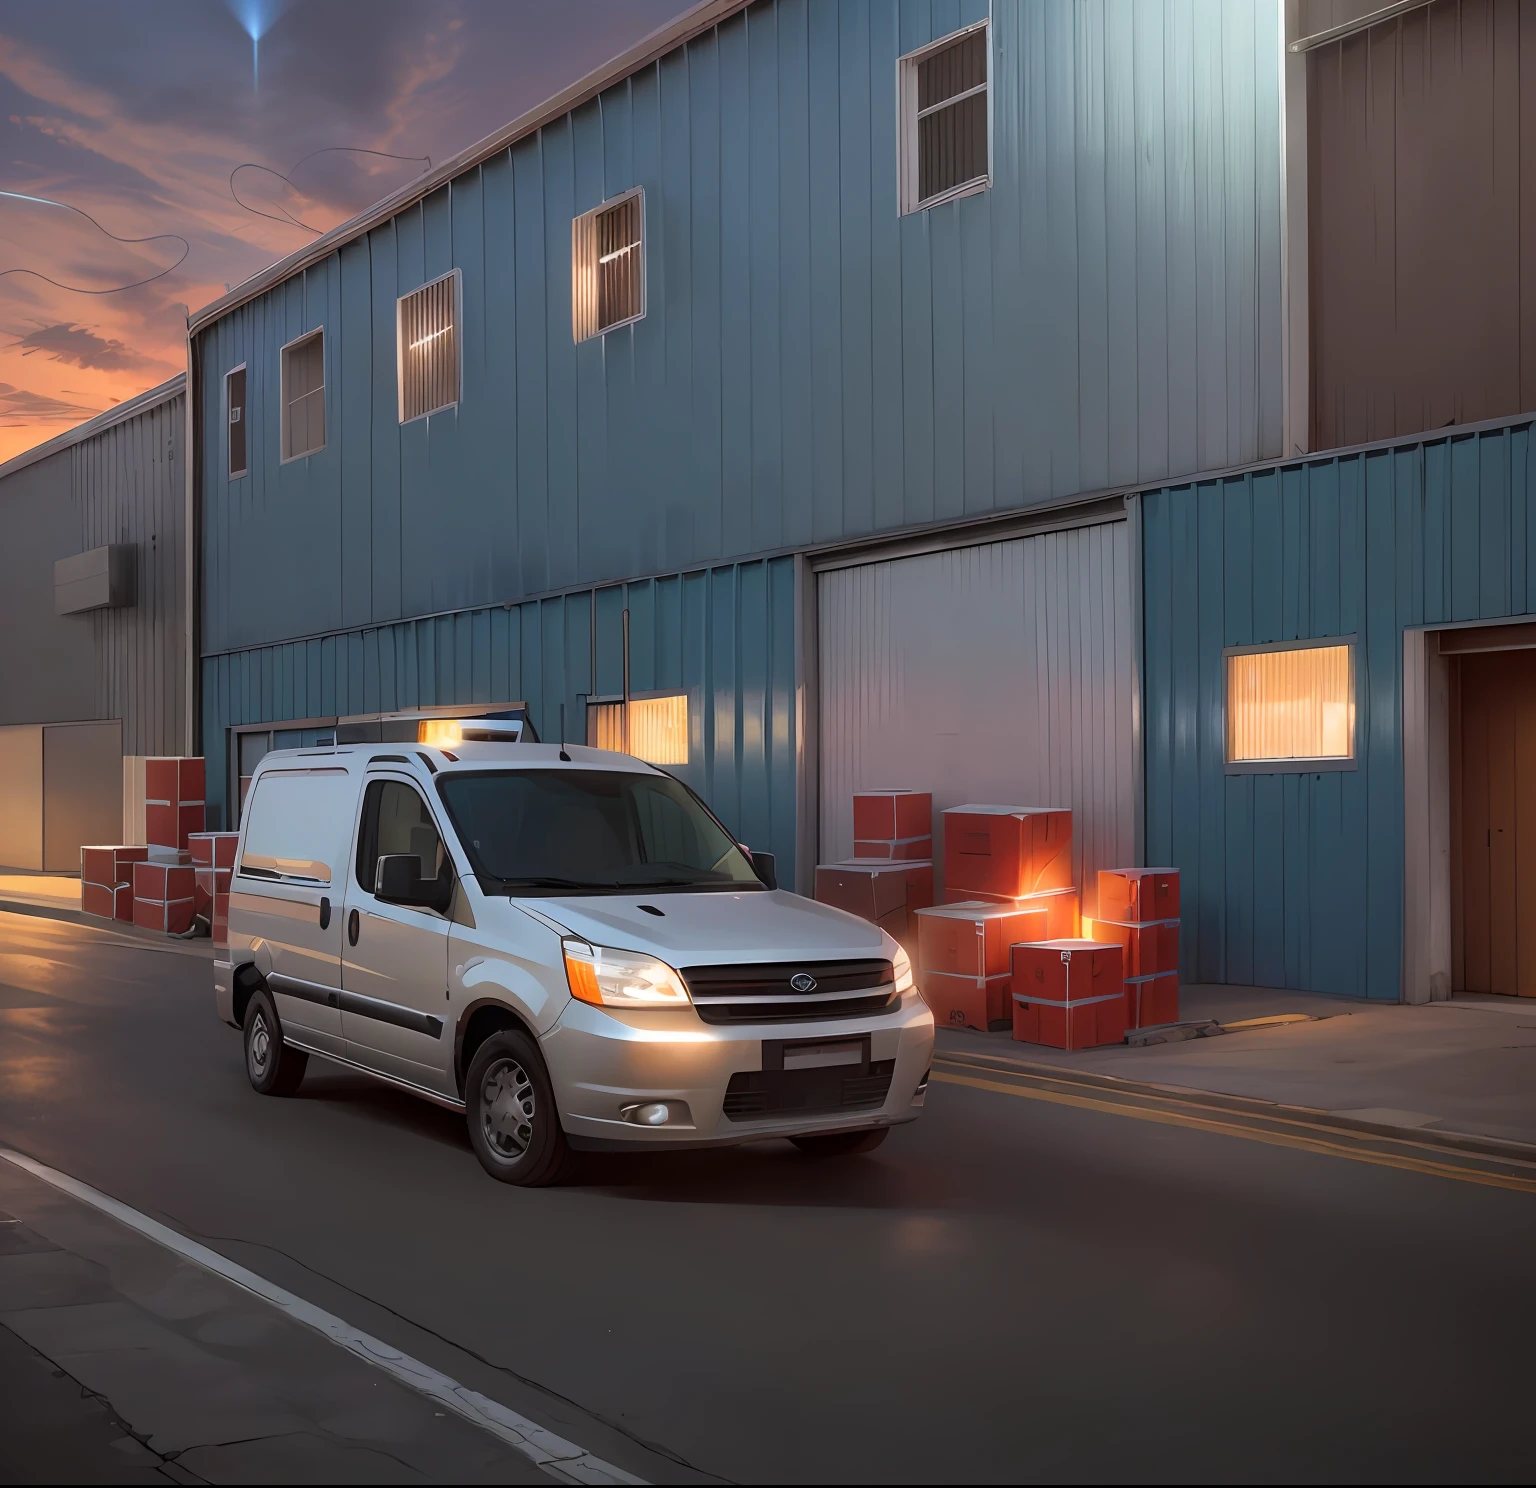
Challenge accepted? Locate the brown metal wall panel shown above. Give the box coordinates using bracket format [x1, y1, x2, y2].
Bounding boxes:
[1309, 0, 1536, 449]
[73, 392, 186, 755]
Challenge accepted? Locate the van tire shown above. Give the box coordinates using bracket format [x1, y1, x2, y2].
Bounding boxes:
[243, 989, 308, 1096]
[465, 1030, 573, 1186]
[790, 1127, 888, 1157]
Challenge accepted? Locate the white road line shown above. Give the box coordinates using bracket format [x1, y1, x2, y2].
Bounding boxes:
[0, 1147, 646, 1486]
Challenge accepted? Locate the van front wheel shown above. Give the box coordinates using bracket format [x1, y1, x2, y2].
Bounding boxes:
[465, 1030, 573, 1186]
[243, 988, 307, 1096]
[790, 1127, 888, 1157]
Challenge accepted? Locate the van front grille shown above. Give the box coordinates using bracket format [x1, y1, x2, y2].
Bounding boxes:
[682, 959, 896, 1026]
[722, 1060, 896, 1121]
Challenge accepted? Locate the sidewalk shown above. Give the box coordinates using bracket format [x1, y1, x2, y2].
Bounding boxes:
[936, 982, 1536, 1152]
[0, 872, 82, 918]
[0, 1155, 554, 1484]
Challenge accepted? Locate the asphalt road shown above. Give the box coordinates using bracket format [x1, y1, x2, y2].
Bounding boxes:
[1, 908, 1534, 1483]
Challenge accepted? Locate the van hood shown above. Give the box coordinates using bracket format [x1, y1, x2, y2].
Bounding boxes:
[515, 888, 890, 968]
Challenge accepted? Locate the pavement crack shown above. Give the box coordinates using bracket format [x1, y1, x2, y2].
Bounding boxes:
[173, 1223, 733, 1484]
[3, 1322, 213, 1485]
[167, 1428, 429, 1478]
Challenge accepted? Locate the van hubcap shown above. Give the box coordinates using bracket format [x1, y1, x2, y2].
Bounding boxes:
[482, 1058, 536, 1160]
[248, 1013, 271, 1078]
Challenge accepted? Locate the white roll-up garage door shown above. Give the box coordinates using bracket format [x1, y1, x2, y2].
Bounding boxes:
[817, 520, 1135, 918]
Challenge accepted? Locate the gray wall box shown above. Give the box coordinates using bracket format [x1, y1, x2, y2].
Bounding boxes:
[0, 720, 122, 871]
[0, 376, 187, 757]
[55, 544, 136, 615]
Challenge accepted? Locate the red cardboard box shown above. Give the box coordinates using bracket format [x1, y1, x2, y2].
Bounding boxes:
[1090, 917, 1179, 978]
[916, 900, 1050, 979]
[1125, 972, 1179, 1029]
[81, 844, 150, 889]
[133, 861, 195, 905]
[853, 790, 932, 843]
[145, 756, 205, 804]
[944, 805, 1072, 900]
[942, 885, 1079, 938]
[188, 832, 238, 870]
[81, 881, 116, 919]
[1098, 867, 1180, 924]
[133, 894, 195, 935]
[147, 802, 205, 851]
[1010, 939, 1127, 1050]
[816, 861, 933, 923]
[146, 757, 207, 850]
[919, 970, 1015, 1032]
[193, 867, 231, 919]
[853, 834, 933, 862]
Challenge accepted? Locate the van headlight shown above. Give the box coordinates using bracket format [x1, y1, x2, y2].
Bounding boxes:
[562, 939, 693, 1009]
[893, 944, 914, 995]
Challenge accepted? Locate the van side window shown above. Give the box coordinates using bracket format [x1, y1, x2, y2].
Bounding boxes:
[240, 769, 353, 883]
[356, 779, 451, 895]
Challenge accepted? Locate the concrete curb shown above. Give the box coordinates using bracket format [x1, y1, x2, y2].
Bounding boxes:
[0, 897, 214, 958]
[934, 1045, 1536, 1167]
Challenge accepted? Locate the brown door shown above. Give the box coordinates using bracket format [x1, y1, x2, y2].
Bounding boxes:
[1453, 649, 1536, 997]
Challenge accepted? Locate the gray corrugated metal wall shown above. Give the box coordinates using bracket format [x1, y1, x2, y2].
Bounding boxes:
[0, 390, 185, 756]
[202, 557, 798, 864]
[818, 520, 1135, 917]
[196, 0, 1282, 662]
[1141, 416, 1536, 1001]
[72, 393, 187, 755]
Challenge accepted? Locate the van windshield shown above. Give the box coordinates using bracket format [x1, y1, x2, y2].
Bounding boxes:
[435, 769, 763, 895]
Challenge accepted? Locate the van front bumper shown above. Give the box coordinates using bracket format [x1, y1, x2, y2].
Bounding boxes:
[542, 992, 935, 1147]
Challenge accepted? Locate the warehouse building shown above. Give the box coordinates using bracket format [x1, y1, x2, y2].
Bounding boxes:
[0, 375, 190, 870]
[178, 0, 1536, 1004]
[186, 0, 1282, 918]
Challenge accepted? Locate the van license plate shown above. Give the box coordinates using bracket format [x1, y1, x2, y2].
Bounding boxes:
[783, 1040, 864, 1071]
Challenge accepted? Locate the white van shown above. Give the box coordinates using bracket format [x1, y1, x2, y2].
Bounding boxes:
[215, 735, 933, 1184]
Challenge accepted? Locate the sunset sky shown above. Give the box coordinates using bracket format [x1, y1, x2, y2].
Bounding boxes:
[0, 0, 687, 463]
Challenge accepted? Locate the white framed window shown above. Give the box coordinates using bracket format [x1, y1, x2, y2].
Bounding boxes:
[280, 329, 325, 461]
[898, 20, 991, 215]
[572, 188, 645, 343]
[587, 691, 688, 765]
[225, 363, 247, 479]
[397, 269, 461, 423]
[1225, 638, 1357, 773]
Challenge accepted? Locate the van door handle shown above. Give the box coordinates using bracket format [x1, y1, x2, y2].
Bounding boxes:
[348, 908, 360, 946]
[319, 897, 331, 930]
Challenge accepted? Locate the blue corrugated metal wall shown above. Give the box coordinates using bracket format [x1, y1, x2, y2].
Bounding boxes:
[1141, 419, 1536, 1000]
[196, 0, 1281, 660]
[201, 557, 798, 866]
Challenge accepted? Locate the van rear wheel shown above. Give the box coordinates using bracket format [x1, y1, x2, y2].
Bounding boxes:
[243, 988, 308, 1096]
[790, 1127, 888, 1157]
[465, 1030, 573, 1186]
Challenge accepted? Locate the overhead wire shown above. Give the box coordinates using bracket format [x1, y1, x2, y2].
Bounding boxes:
[229, 146, 431, 233]
[0, 189, 189, 294]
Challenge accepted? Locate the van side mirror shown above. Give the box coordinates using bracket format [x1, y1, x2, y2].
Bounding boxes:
[748, 850, 777, 890]
[375, 854, 452, 912]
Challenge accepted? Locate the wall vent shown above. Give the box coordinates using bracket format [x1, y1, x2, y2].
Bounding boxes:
[572, 189, 645, 342]
[397, 270, 461, 423]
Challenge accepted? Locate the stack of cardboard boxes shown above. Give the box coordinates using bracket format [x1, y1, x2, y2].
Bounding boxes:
[814, 791, 1184, 1050]
[190, 832, 238, 943]
[1092, 868, 1181, 1030]
[814, 790, 934, 944]
[81, 756, 218, 937]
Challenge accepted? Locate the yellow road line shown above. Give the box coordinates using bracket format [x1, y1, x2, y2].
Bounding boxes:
[930, 1070, 1536, 1195]
[933, 1054, 1536, 1169]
